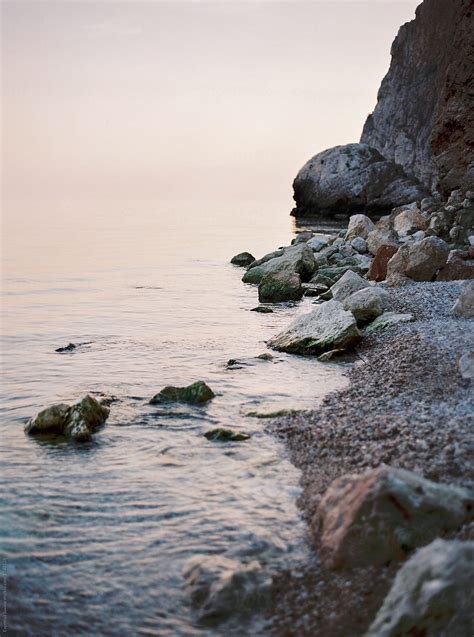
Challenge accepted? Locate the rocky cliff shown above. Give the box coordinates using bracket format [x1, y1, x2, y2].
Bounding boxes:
[361, 0, 474, 196]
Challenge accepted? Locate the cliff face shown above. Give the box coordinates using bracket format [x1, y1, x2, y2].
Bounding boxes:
[361, 0, 474, 196]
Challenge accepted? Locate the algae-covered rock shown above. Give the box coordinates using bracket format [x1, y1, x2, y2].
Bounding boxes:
[258, 268, 303, 302]
[150, 381, 215, 405]
[268, 300, 361, 355]
[204, 428, 250, 442]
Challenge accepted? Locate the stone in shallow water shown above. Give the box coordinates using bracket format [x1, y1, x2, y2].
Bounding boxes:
[204, 428, 250, 442]
[230, 252, 255, 267]
[365, 539, 474, 637]
[150, 381, 215, 405]
[183, 555, 272, 622]
[258, 268, 303, 302]
[268, 300, 361, 355]
[250, 305, 274, 313]
[55, 342, 77, 353]
[242, 244, 316, 285]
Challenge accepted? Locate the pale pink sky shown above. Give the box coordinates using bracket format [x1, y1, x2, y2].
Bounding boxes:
[2, 1, 419, 207]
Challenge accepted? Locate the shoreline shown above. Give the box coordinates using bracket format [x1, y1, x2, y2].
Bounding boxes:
[266, 280, 473, 636]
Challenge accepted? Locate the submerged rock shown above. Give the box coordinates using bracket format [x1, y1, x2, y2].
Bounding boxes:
[268, 300, 361, 355]
[313, 466, 473, 570]
[250, 305, 274, 313]
[25, 395, 110, 442]
[55, 342, 77, 353]
[292, 143, 427, 218]
[150, 381, 215, 405]
[204, 429, 250, 442]
[230, 252, 255, 267]
[183, 555, 271, 622]
[365, 539, 474, 637]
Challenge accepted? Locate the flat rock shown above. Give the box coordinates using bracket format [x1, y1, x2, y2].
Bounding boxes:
[150, 381, 215, 405]
[365, 311, 414, 332]
[268, 300, 361, 355]
[312, 466, 473, 570]
[365, 539, 474, 637]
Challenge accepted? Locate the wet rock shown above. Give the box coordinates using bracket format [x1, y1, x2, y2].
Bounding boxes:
[330, 270, 371, 303]
[452, 281, 474, 318]
[150, 381, 215, 405]
[393, 206, 428, 238]
[386, 236, 450, 285]
[258, 269, 303, 303]
[55, 342, 77, 353]
[313, 466, 473, 570]
[292, 143, 428, 218]
[268, 300, 361, 355]
[350, 237, 367, 254]
[242, 244, 316, 285]
[458, 351, 474, 381]
[343, 287, 389, 324]
[250, 306, 274, 313]
[246, 408, 296, 419]
[255, 352, 274, 361]
[365, 539, 474, 637]
[365, 311, 414, 332]
[25, 395, 110, 442]
[183, 555, 271, 622]
[436, 254, 474, 281]
[345, 214, 375, 242]
[230, 252, 255, 267]
[367, 244, 399, 282]
[204, 429, 250, 442]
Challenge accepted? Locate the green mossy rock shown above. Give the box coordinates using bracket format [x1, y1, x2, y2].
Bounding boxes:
[150, 381, 215, 405]
[204, 428, 250, 442]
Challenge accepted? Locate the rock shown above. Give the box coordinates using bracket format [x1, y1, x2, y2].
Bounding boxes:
[230, 252, 255, 267]
[345, 214, 375, 242]
[452, 281, 474, 318]
[316, 266, 364, 283]
[255, 352, 274, 361]
[436, 254, 474, 281]
[393, 207, 428, 238]
[246, 408, 296, 419]
[365, 311, 414, 332]
[350, 237, 367, 254]
[309, 273, 334, 288]
[313, 466, 473, 570]
[365, 539, 474, 637]
[302, 283, 328, 297]
[258, 269, 303, 302]
[183, 555, 271, 622]
[367, 244, 399, 281]
[318, 348, 346, 362]
[250, 306, 274, 313]
[343, 287, 389, 324]
[204, 429, 250, 442]
[386, 236, 450, 285]
[292, 143, 428, 218]
[360, 0, 473, 195]
[242, 244, 316, 285]
[292, 230, 313, 245]
[150, 381, 215, 405]
[268, 300, 361, 355]
[330, 270, 371, 302]
[458, 351, 474, 380]
[367, 216, 399, 256]
[411, 230, 426, 242]
[306, 236, 329, 252]
[25, 395, 110, 442]
[55, 342, 77, 353]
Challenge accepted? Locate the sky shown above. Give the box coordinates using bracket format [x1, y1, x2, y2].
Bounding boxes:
[2, 1, 420, 208]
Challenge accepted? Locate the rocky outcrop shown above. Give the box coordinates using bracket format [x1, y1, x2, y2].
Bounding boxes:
[25, 395, 110, 442]
[361, 0, 474, 195]
[268, 300, 361, 355]
[292, 144, 428, 218]
[312, 466, 473, 570]
[365, 539, 474, 637]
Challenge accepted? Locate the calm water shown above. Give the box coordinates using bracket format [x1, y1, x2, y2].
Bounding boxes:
[1, 200, 347, 637]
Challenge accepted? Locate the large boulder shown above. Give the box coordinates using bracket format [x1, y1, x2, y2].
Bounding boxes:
[330, 270, 372, 302]
[452, 281, 474, 317]
[365, 540, 474, 637]
[258, 269, 303, 302]
[25, 395, 110, 442]
[312, 466, 473, 570]
[242, 244, 316, 285]
[386, 236, 450, 285]
[268, 300, 361, 355]
[343, 287, 389, 324]
[367, 244, 399, 281]
[150, 381, 215, 405]
[292, 143, 428, 218]
[182, 555, 271, 622]
[345, 214, 375, 242]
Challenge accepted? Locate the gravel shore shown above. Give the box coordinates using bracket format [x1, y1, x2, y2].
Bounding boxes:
[267, 280, 474, 636]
